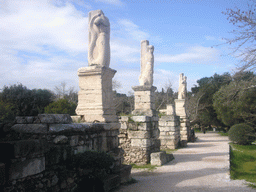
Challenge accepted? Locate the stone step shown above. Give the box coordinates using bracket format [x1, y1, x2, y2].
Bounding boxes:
[150, 151, 174, 166]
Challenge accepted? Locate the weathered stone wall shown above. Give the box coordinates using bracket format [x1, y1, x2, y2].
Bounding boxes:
[0, 114, 130, 192]
[119, 116, 160, 165]
[159, 115, 180, 149]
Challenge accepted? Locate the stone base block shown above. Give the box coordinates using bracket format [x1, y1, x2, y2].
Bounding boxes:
[150, 151, 174, 166]
[118, 165, 132, 184]
[8, 156, 45, 180]
[71, 115, 81, 123]
[103, 174, 121, 192]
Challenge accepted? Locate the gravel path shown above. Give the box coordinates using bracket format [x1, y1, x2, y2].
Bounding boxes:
[116, 132, 256, 192]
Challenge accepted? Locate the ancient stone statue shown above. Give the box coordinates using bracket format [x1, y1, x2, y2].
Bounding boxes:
[88, 10, 110, 67]
[139, 40, 154, 86]
[178, 73, 187, 99]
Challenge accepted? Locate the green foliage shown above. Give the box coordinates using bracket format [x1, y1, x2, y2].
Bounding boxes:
[0, 100, 16, 123]
[0, 83, 53, 122]
[228, 123, 255, 145]
[188, 73, 231, 128]
[44, 99, 76, 115]
[213, 79, 256, 127]
[230, 143, 256, 186]
[72, 151, 114, 171]
[218, 132, 229, 136]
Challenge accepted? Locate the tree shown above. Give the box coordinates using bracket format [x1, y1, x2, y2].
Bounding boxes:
[213, 75, 256, 127]
[54, 82, 78, 103]
[0, 84, 53, 117]
[155, 79, 175, 111]
[223, 0, 256, 71]
[44, 99, 77, 115]
[187, 73, 232, 129]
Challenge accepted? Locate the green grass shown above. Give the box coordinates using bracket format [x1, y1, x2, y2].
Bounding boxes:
[218, 132, 229, 136]
[130, 163, 158, 171]
[161, 148, 178, 154]
[230, 143, 256, 187]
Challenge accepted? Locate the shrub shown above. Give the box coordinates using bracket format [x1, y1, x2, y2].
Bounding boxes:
[72, 151, 114, 172]
[44, 99, 76, 115]
[228, 123, 255, 145]
[0, 100, 16, 123]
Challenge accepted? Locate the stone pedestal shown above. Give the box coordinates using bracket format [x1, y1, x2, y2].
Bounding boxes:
[132, 85, 157, 116]
[159, 115, 180, 149]
[175, 99, 189, 143]
[76, 66, 118, 123]
[119, 116, 160, 164]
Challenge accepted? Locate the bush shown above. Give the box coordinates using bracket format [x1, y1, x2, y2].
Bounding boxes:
[72, 151, 114, 173]
[44, 99, 76, 115]
[228, 123, 255, 145]
[0, 100, 16, 123]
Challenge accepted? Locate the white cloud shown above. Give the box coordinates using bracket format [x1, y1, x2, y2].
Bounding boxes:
[0, 0, 87, 54]
[95, 0, 124, 6]
[0, 0, 88, 90]
[155, 46, 219, 65]
[117, 19, 149, 41]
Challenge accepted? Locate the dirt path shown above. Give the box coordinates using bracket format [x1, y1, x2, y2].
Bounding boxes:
[116, 132, 256, 192]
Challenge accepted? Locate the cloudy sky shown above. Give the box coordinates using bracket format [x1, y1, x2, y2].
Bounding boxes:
[0, 0, 247, 94]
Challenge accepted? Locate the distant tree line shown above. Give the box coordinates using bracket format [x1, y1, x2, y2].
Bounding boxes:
[0, 83, 77, 124]
[187, 71, 256, 132]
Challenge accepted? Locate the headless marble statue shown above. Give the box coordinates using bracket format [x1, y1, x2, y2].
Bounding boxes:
[139, 40, 154, 86]
[88, 10, 110, 67]
[178, 73, 187, 99]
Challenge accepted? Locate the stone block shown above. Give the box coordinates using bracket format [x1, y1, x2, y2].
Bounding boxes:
[11, 124, 48, 134]
[49, 123, 104, 133]
[0, 140, 49, 161]
[119, 164, 132, 184]
[128, 130, 150, 139]
[131, 116, 151, 122]
[53, 135, 68, 144]
[38, 114, 72, 124]
[102, 122, 120, 130]
[160, 115, 175, 121]
[159, 121, 166, 126]
[0, 163, 5, 185]
[137, 122, 151, 131]
[120, 121, 128, 130]
[119, 116, 129, 122]
[26, 116, 34, 124]
[166, 121, 176, 127]
[103, 174, 121, 192]
[70, 136, 79, 146]
[15, 116, 27, 124]
[70, 115, 82, 123]
[159, 126, 176, 132]
[131, 138, 151, 147]
[150, 151, 173, 166]
[45, 145, 73, 166]
[8, 156, 45, 180]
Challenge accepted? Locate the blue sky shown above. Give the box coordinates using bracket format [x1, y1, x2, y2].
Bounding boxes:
[0, 0, 247, 94]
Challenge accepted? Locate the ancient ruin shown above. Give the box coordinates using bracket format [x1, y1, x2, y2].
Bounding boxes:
[119, 40, 173, 165]
[0, 10, 131, 192]
[175, 73, 190, 146]
[88, 10, 110, 67]
[76, 10, 118, 125]
[139, 40, 154, 86]
[159, 104, 180, 149]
